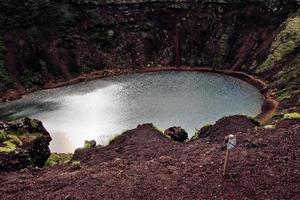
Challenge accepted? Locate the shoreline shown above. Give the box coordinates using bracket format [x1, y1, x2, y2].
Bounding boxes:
[0, 66, 279, 124]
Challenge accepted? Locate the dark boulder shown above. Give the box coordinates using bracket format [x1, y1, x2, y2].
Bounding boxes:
[164, 127, 188, 142]
[0, 118, 52, 171]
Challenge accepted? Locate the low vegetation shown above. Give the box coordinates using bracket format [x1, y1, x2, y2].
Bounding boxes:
[283, 112, 300, 119]
[44, 153, 73, 167]
[83, 140, 96, 149]
[0, 131, 23, 153]
[256, 12, 300, 73]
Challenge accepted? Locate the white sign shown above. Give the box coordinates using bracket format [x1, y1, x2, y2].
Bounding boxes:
[227, 134, 236, 150]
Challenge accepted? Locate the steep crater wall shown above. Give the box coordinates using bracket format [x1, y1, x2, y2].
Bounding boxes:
[0, 0, 299, 111]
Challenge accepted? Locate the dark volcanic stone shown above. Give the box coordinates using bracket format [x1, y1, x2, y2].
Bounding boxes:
[164, 126, 188, 142]
[0, 118, 52, 171]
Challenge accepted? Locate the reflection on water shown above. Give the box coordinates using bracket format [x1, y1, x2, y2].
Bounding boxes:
[0, 72, 263, 153]
[0, 101, 60, 120]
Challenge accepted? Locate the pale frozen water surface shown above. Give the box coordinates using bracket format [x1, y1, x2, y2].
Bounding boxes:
[0, 72, 263, 152]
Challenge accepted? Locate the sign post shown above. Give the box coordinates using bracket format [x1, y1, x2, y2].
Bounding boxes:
[223, 134, 236, 176]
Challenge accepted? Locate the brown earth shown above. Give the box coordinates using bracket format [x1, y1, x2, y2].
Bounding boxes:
[0, 117, 299, 199]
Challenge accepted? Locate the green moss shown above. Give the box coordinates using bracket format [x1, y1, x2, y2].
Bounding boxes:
[0, 132, 23, 153]
[0, 141, 17, 153]
[44, 153, 73, 167]
[7, 134, 22, 146]
[283, 112, 300, 119]
[83, 140, 96, 149]
[0, 130, 8, 142]
[256, 13, 300, 73]
[270, 56, 300, 100]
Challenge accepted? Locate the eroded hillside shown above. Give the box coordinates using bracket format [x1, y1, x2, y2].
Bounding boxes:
[0, 0, 299, 110]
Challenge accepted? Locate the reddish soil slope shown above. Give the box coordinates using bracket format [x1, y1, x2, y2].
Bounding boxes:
[1, 117, 299, 199]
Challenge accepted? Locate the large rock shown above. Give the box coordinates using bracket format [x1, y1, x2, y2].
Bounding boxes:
[0, 117, 52, 171]
[164, 126, 188, 142]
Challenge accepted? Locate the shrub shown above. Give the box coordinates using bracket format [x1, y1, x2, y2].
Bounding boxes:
[44, 153, 73, 167]
[83, 140, 96, 149]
